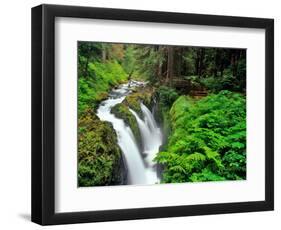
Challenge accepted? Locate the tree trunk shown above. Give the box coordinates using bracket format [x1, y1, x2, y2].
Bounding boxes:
[214, 49, 220, 78]
[128, 70, 134, 81]
[219, 50, 225, 77]
[102, 45, 107, 63]
[231, 51, 238, 77]
[195, 49, 200, 76]
[166, 46, 174, 85]
[157, 61, 162, 81]
[84, 58, 89, 76]
[157, 46, 163, 81]
[198, 48, 205, 77]
[220, 65, 224, 77]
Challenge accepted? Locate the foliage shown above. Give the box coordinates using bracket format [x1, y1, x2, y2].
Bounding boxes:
[108, 43, 125, 62]
[153, 86, 180, 147]
[134, 45, 165, 82]
[200, 72, 245, 93]
[78, 110, 125, 186]
[155, 91, 246, 183]
[122, 45, 136, 76]
[78, 42, 129, 186]
[78, 42, 102, 76]
[77, 41, 247, 186]
[122, 87, 154, 116]
[156, 86, 180, 108]
[78, 60, 127, 113]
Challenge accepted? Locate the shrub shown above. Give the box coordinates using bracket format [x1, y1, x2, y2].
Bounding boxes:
[155, 91, 246, 183]
[200, 72, 244, 93]
[156, 86, 179, 108]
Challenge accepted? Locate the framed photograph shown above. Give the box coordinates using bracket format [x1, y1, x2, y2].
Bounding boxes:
[31, 4, 274, 225]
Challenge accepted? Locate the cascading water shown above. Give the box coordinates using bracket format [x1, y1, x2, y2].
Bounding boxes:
[129, 105, 162, 168]
[96, 81, 162, 185]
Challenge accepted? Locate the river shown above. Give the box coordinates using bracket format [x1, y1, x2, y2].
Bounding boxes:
[96, 81, 162, 185]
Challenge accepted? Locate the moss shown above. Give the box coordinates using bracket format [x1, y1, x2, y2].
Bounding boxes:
[111, 103, 142, 148]
[95, 91, 109, 103]
[122, 86, 154, 117]
[78, 109, 127, 186]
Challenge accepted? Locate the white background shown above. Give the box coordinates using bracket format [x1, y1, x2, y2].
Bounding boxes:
[55, 18, 265, 212]
[0, 0, 279, 229]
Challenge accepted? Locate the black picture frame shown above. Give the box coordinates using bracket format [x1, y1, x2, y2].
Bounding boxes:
[31, 4, 274, 225]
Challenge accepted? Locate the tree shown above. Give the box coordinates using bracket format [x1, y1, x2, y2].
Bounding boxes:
[78, 42, 102, 76]
[166, 46, 174, 84]
[109, 44, 125, 62]
[194, 48, 206, 77]
[101, 43, 107, 62]
[123, 45, 136, 78]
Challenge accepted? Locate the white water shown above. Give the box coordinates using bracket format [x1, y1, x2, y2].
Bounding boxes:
[129, 105, 162, 168]
[96, 81, 162, 185]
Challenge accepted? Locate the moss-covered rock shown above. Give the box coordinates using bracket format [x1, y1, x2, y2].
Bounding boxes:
[78, 109, 127, 186]
[110, 86, 156, 150]
[111, 103, 142, 148]
[122, 86, 154, 117]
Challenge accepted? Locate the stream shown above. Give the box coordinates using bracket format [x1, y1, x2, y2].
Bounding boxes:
[96, 81, 163, 185]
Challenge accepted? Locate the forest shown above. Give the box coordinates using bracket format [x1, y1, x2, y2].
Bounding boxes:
[78, 42, 246, 186]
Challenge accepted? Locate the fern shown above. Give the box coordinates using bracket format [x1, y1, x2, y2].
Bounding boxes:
[156, 91, 246, 183]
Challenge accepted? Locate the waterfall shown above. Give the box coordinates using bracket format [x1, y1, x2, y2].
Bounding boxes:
[141, 103, 163, 167]
[141, 103, 159, 133]
[96, 85, 147, 185]
[96, 82, 162, 185]
[129, 104, 162, 169]
[129, 109, 153, 154]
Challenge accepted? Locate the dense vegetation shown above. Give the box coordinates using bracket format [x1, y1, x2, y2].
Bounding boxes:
[78, 41, 246, 186]
[78, 60, 127, 113]
[155, 91, 246, 182]
[78, 110, 126, 186]
[78, 43, 129, 186]
[132, 45, 246, 92]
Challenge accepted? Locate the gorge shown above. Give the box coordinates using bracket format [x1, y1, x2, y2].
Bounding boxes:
[78, 42, 247, 187]
[96, 81, 163, 185]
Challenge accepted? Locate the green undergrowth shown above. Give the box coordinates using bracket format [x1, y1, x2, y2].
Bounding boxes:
[78, 109, 126, 186]
[154, 86, 180, 144]
[155, 91, 246, 183]
[78, 60, 129, 186]
[78, 60, 128, 113]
